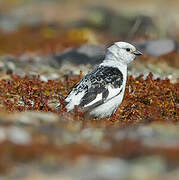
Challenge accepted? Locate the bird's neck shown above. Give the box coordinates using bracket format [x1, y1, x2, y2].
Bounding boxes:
[103, 51, 125, 66]
[102, 53, 127, 70]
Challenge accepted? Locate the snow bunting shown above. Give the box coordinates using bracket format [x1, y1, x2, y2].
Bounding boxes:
[65, 42, 142, 118]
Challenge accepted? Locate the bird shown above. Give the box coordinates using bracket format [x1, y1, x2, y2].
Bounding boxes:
[64, 42, 142, 118]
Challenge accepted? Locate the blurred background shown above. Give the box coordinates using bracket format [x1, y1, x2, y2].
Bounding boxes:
[0, 0, 178, 78]
[0, 0, 179, 51]
[0, 1, 178, 180]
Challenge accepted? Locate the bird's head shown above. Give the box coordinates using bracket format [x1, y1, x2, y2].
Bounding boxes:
[105, 42, 142, 65]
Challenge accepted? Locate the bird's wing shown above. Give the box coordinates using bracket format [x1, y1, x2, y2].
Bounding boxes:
[80, 85, 123, 111]
[65, 66, 123, 111]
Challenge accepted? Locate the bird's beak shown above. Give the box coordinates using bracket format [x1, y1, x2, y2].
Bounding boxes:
[133, 50, 142, 56]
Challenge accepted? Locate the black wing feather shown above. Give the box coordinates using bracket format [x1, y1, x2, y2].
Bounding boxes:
[69, 65, 123, 108]
[79, 86, 109, 107]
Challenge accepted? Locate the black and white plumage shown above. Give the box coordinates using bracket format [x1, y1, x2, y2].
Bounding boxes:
[65, 42, 142, 118]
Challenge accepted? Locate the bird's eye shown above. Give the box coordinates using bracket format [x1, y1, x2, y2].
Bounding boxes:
[126, 48, 130, 52]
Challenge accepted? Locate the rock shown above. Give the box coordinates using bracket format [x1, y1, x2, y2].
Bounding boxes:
[40, 73, 59, 82]
[59, 62, 91, 75]
[80, 128, 104, 147]
[128, 61, 179, 80]
[68, 157, 129, 180]
[135, 39, 178, 56]
[130, 156, 166, 180]
[7, 126, 31, 145]
[94, 158, 129, 179]
[9, 111, 60, 125]
[0, 14, 20, 32]
[53, 44, 105, 66]
[27, 71, 39, 79]
[0, 10, 42, 32]
[114, 124, 179, 148]
[0, 55, 17, 74]
[5, 61, 16, 74]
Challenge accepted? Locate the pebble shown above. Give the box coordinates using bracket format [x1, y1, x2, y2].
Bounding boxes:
[114, 124, 179, 148]
[130, 156, 167, 180]
[80, 128, 104, 147]
[40, 73, 59, 82]
[9, 111, 59, 125]
[53, 44, 105, 66]
[7, 126, 31, 145]
[135, 39, 178, 56]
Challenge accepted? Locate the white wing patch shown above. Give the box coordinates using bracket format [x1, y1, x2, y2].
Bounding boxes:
[107, 86, 122, 100]
[84, 93, 102, 108]
[65, 91, 85, 111]
[84, 85, 122, 108]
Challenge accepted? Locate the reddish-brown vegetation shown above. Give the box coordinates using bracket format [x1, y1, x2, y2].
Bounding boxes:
[0, 26, 88, 55]
[0, 73, 178, 126]
[0, 26, 178, 175]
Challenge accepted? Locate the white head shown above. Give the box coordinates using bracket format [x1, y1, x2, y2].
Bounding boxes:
[104, 41, 142, 65]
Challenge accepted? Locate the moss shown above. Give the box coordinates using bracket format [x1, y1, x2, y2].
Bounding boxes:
[0, 72, 177, 173]
[0, 26, 87, 55]
[0, 73, 177, 126]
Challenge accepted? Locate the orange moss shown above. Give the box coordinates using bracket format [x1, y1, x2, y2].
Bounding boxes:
[0, 73, 177, 173]
[0, 73, 178, 126]
[0, 26, 87, 55]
